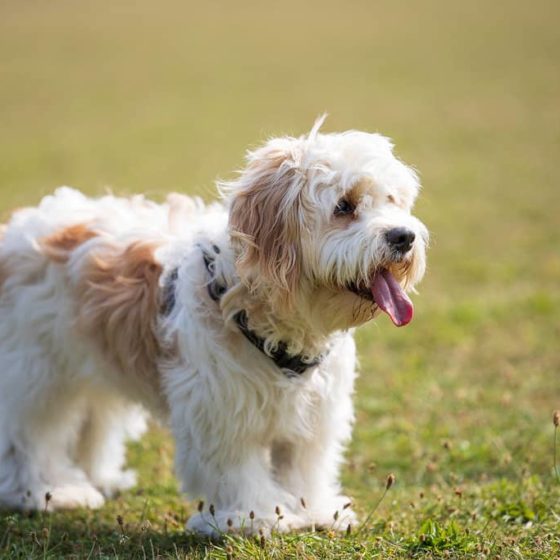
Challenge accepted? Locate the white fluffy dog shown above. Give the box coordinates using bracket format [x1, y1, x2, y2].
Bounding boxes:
[0, 119, 427, 535]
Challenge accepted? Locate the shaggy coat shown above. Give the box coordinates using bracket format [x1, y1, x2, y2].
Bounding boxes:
[0, 121, 428, 535]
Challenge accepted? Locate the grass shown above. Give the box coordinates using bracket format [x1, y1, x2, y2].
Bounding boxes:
[1, 0, 560, 557]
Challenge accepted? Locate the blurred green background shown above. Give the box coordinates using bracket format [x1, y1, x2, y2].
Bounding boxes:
[1, 0, 560, 556]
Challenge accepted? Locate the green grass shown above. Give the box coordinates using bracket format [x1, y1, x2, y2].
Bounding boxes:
[1, 0, 560, 557]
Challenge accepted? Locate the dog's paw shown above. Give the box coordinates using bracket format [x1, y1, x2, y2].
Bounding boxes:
[305, 495, 357, 531]
[95, 469, 138, 497]
[45, 484, 105, 511]
[186, 510, 307, 537]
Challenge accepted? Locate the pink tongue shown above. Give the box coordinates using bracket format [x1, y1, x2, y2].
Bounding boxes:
[370, 269, 414, 327]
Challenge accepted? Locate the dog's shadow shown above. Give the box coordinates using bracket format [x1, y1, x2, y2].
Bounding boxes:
[0, 509, 226, 558]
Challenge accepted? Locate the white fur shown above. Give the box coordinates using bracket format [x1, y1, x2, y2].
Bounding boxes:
[0, 123, 427, 535]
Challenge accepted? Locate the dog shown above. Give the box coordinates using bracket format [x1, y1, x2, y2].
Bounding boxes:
[0, 118, 428, 535]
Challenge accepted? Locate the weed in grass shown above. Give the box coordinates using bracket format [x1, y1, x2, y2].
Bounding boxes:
[356, 473, 395, 535]
[554, 410, 560, 482]
[406, 519, 477, 555]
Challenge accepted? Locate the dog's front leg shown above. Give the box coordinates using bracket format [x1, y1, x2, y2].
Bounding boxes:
[174, 437, 308, 536]
[271, 339, 359, 530]
[167, 367, 308, 537]
[271, 425, 357, 531]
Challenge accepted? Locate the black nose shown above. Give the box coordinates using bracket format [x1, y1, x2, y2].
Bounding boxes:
[385, 227, 416, 253]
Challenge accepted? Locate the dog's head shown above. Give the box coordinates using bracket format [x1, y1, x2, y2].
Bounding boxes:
[225, 118, 428, 330]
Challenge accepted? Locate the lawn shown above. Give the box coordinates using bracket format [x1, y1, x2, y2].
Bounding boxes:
[1, 0, 560, 557]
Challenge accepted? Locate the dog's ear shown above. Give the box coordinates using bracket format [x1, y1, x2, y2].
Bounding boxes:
[227, 140, 303, 300]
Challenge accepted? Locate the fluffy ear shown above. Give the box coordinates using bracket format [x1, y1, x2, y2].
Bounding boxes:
[227, 141, 303, 298]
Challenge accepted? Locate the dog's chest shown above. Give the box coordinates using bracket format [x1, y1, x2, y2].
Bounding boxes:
[261, 373, 330, 442]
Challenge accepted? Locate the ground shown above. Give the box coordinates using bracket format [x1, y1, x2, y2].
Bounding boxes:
[1, 0, 560, 558]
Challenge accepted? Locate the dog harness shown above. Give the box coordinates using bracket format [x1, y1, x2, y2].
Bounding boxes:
[161, 247, 324, 378]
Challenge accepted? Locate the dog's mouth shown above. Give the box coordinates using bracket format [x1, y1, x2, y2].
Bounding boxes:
[347, 268, 414, 327]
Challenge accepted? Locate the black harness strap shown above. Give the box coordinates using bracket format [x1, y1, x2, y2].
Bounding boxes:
[160, 267, 179, 316]
[162, 247, 325, 377]
[232, 309, 322, 377]
[202, 251, 227, 302]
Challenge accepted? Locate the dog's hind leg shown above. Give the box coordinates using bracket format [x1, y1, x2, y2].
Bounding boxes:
[0, 346, 105, 511]
[75, 394, 148, 498]
[0, 389, 106, 511]
[0, 221, 107, 511]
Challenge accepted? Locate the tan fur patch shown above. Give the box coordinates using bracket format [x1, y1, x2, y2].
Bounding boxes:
[77, 240, 163, 387]
[346, 179, 372, 209]
[229, 151, 302, 300]
[40, 223, 97, 263]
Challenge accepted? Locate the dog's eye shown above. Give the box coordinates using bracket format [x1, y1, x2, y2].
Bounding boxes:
[334, 198, 355, 216]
